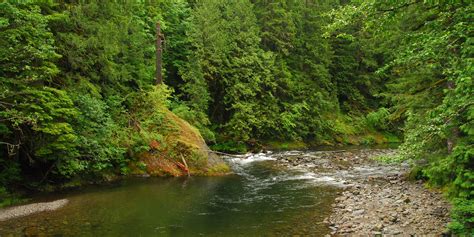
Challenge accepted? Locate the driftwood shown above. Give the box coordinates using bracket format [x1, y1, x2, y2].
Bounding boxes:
[180, 154, 190, 177]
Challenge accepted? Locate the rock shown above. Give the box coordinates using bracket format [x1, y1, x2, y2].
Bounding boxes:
[432, 206, 447, 217]
[352, 209, 365, 216]
[24, 226, 40, 237]
[343, 223, 352, 228]
[373, 223, 384, 231]
[391, 230, 402, 235]
[137, 109, 230, 177]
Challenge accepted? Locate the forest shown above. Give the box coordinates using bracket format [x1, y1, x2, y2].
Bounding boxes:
[0, 0, 472, 234]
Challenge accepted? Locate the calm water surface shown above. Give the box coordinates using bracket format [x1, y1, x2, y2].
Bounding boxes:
[0, 152, 341, 236]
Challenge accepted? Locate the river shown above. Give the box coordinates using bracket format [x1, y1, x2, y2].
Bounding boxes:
[0, 148, 399, 236]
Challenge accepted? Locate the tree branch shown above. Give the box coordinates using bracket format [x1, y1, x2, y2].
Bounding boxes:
[377, 1, 421, 13]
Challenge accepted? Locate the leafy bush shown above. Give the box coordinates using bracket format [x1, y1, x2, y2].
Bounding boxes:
[126, 86, 171, 153]
[211, 141, 247, 153]
[449, 198, 474, 234]
[72, 93, 126, 174]
[365, 107, 390, 130]
[171, 102, 216, 142]
[0, 158, 20, 188]
[0, 187, 26, 208]
[373, 154, 404, 164]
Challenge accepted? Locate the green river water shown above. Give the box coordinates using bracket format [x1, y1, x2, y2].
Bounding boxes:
[0, 152, 342, 236]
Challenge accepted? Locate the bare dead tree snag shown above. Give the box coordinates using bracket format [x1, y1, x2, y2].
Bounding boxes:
[156, 21, 165, 85]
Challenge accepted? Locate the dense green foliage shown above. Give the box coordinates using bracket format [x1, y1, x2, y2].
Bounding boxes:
[0, 1, 175, 187]
[182, 0, 342, 143]
[382, 2, 472, 233]
[326, 1, 473, 234]
[176, 0, 399, 146]
[0, 0, 472, 233]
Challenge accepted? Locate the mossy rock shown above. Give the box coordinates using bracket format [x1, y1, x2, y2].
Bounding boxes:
[132, 109, 230, 177]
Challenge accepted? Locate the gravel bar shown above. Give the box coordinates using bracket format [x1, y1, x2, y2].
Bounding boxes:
[0, 199, 68, 221]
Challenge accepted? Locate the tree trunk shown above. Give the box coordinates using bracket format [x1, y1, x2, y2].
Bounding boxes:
[446, 80, 459, 154]
[156, 22, 163, 85]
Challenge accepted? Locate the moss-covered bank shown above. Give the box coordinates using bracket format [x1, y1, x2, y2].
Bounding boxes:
[130, 109, 230, 177]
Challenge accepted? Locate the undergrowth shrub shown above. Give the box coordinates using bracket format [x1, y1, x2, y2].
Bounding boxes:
[171, 101, 216, 142]
[365, 107, 390, 130]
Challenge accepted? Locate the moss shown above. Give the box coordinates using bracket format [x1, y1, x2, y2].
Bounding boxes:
[134, 108, 229, 177]
[383, 132, 402, 143]
[205, 163, 231, 175]
[258, 132, 397, 151]
[375, 133, 388, 144]
[139, 152, 184, 176]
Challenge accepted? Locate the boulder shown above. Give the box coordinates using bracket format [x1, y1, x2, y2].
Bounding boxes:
[132, 109, 230, 177]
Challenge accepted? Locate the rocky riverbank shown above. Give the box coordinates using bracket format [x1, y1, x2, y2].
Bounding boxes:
[272, 148, 451, 235]
[327, 179, 450, 235]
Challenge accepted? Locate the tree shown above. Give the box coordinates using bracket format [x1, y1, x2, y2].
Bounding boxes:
[327, 1, 473, 233]
[182, 0, 278, 142]
[0, 3, 80, 184]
